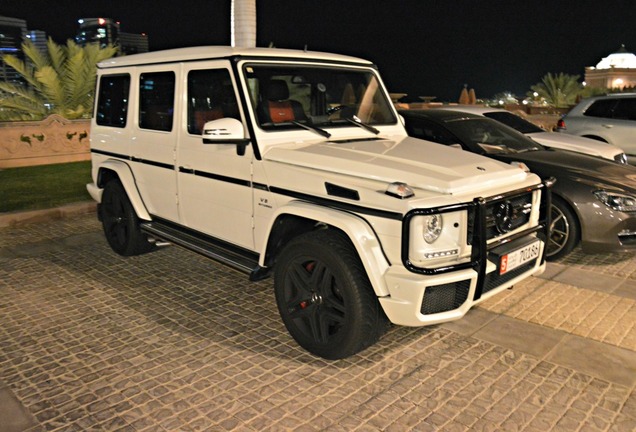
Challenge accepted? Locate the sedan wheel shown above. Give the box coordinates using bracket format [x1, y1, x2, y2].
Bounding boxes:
[546, 197, 579, 260]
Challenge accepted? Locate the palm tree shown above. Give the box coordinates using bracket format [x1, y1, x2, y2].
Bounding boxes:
[0, 38, 117, 121]
[530, 73, 582, 108]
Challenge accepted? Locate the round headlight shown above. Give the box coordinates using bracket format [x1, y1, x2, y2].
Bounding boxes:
[423, 214, 443, 244]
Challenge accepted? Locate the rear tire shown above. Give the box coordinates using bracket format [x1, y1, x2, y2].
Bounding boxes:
[101, 180, 154, 256]
[274, 230, 387, 359]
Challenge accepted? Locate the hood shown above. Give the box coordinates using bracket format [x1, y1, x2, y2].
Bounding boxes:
[263, 136, 531, 195]
[527, 131, 623, 160]
[496, 149, 636, 191]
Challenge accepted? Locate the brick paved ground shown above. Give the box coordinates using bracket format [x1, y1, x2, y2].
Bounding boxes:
[0, 213, 635, 431]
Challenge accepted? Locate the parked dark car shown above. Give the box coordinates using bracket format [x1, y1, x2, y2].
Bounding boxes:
[400, 109, 636, 259]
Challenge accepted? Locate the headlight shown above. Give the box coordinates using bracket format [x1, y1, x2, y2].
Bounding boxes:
[423, 214, 443, 244]
[594, 190, 636, 212]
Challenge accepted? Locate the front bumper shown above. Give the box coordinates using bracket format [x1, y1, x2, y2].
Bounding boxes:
[380, 179, 551, 327]
[380, 236, 545, 326]
[581, 215, 636, 253]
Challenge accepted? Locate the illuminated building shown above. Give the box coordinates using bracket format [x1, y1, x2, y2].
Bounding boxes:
[584, 45, 636, 91]
[0, 15, 27, 83]
[76, 17, 148, 54]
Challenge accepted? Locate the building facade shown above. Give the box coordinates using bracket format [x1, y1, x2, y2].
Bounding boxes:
[0, 15, 27, 83]
[585, 45, 636, 91]
[75, 18, 148, 54]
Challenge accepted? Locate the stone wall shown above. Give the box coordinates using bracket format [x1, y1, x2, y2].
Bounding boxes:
[0, 115, 91, 168]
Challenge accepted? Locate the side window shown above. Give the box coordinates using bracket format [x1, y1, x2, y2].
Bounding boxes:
[139, 71, 175, 131]
[613, 98, 636, 121]
[405, 118, 460, 146]
[96, 74, 130, 128]
[187, 69, 240, 135]
[584, 99, 616, 119]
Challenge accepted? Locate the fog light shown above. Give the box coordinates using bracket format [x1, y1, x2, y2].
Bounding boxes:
[423, 248, 458, 259]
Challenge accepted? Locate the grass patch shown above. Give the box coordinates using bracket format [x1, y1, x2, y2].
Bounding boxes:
[0, 161, 92, 213]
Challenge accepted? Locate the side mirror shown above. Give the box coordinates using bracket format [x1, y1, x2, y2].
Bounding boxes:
[202, 118, 251, 155]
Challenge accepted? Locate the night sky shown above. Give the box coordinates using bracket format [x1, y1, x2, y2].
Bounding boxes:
[2, 0, 635, 101]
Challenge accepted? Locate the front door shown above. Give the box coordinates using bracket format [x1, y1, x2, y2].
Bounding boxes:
[176, 61, 255, 250]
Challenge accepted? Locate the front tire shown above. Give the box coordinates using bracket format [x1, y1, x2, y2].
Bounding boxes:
[546, 196, 579, 260]
[274, 230, 387, 359]
[101, 180, 154, 256]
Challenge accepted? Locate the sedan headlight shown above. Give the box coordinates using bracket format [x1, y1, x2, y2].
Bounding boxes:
[594, 190, 636, 212]
[423, 214, 443, 244]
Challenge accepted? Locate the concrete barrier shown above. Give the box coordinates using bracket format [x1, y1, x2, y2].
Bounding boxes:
[0, 115, 91, 168]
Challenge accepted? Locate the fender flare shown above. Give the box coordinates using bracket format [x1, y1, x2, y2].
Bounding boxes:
[96, 159, 152, 221]
[262, 201, 392, 297]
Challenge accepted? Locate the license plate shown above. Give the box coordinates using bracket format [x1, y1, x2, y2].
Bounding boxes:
[499, 240, 540, 275]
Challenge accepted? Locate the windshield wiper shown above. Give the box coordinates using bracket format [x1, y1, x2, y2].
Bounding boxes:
[291, 120, 331, 138]
[346, 116, 380, 135]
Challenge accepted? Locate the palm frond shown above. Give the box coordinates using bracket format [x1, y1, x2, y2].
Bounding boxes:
[47, 37, 67, 77]
[63, 50, 87, 106]
[1, 54, 39, 89]
[22, 40, 50, 71]
[0, 82, 44, 106]
[1, 39, 117, 119]
[0, 94, 48, 119]
[35, 66, 65, 108]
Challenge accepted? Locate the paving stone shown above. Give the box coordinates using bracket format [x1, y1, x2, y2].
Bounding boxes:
[473, 315, 566, 358]
[553, 267, 623, 293]
[1, 213, 636, 431]
[546, 335, 636, 387]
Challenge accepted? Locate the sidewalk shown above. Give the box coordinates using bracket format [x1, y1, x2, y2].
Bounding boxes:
[0, 201, 96, 228]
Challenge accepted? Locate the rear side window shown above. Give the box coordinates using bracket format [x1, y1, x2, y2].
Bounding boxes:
[139, 72, 175, 131]
[584, 99, 617, 118]
[613, 98, 636, 121]
[96, 74, 130, 128]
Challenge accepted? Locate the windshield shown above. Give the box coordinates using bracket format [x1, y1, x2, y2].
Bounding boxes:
[483, 111, 544, 134]
[447, 118, 544, 155]
[243, 64, 397, 131]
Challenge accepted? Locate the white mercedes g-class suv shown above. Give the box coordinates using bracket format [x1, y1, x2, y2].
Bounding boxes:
[88, 46, 551, 359]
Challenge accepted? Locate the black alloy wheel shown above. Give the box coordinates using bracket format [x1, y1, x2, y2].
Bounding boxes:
[101, 180, 154, 256]
[274, 229, 387, 359]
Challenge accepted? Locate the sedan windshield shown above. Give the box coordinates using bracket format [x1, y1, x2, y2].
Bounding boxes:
[446, 118, 544, 154]
[483, 111, 545, 134]
[243, 64, 396, 131]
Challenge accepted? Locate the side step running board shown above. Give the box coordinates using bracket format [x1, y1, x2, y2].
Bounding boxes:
[140, 220, 269, 281]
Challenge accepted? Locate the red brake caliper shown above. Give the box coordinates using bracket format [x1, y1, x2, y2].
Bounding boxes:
[299, 261, 316, 309]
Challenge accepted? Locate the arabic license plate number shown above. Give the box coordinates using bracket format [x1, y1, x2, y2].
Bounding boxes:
[500, 240, 540, 275]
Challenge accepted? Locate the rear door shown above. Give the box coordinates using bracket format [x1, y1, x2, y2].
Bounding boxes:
[130, 66, 180, 222]
[607, 98, 636, 155]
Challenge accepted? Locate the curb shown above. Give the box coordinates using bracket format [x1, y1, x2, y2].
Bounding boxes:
[0, 201, 96, 229]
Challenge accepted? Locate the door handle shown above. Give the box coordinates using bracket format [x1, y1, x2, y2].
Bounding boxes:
[601, 124, 614, 129]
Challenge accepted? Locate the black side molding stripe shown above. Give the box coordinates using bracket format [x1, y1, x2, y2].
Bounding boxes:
[178, 167, 251, 187]
[270, 186, 403, 220]
[92, 148, 401, 221]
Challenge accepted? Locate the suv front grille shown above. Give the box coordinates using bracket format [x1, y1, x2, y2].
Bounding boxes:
[467, 192, 533, 244]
